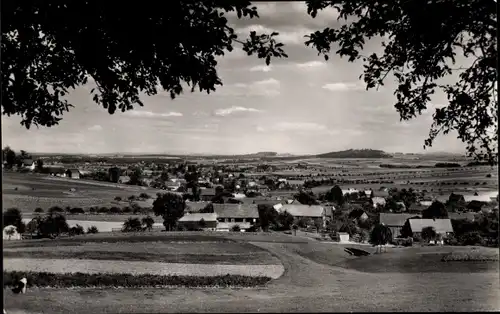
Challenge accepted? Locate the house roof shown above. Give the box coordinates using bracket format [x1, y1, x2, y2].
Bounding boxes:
[380, 213, 419, 227]
[186, 202, 210, 212]
[213, 204, 259, 219]
[66, 168, 81, 173]
[448, 212, 477, 221]
[409, 218, 454, 233]
[372, 197, 386, 205]
[47, 166, 66, 173]
[253, 199, 281, 206]
[287, 180, 305, 186]
[179, 213, 218, 222]
[200, 188, 216, 196]
[279, 205, 324, 218]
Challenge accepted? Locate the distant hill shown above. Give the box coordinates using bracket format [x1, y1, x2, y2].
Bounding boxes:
[316, 149, 392, 159]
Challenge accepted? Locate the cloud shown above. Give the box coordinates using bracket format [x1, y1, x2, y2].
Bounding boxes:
[249, 65, 273, 72]
[322, 82, 364, 92]
[123, 110, 183, 118]
[258, 122, 328, 132]
[214, 106, 263, 117]
[218, 78, 281, 97]
[296, 61, 327, 69]
[236, 24, 313, 45]
[87, 125, 103, 131]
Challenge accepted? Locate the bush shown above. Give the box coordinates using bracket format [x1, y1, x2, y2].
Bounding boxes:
[131, 203, 143, 214]
[114, 196, 122, 201]
[88, 207, 97, 213]
[122, 206, 133, 213]
[231, 225, 241, 232]
[98, 207, 110, 214]
[69, 224, 85, 236]
[458, 231, 484, 246]
[69, 207, 85, 214]
[3, 271, 271, 288]
[122, 217, 143, 232]
[34, 208, 44, 213]
[128, 195, 136, 201]
[109, 206, 122, 214]
[48, 206, 64, 214]
[139, 192, 151, 199]
[87, 226, 99, 234]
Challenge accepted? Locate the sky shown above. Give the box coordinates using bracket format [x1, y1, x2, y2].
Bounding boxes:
[2, 2, 469, 156]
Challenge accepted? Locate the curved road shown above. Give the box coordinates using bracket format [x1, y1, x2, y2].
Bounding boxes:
[4, 241, 500, 313]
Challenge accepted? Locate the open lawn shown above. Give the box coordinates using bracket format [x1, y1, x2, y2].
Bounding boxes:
[4, 234, 499, 313]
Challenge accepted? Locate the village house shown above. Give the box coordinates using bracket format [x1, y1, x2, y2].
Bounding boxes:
[3, 225, 22, 241]
[21, 159, 35, 171]
[408, 218, 454, 241]
[200, 188, 216, 201]
[379, 213, 420, 239]
[212, 204, 259, 231]
[177, 213, 218, 231]
[448, 212, 477, 221]
[278, 204, 333, 228]
[372, 197, 386, 208]
[65, 168, 81, 179]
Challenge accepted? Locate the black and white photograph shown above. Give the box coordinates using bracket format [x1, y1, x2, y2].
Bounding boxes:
[2, 1, 499, 313]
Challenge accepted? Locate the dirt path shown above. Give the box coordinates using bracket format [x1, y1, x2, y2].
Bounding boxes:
[4, 242, 500, 313]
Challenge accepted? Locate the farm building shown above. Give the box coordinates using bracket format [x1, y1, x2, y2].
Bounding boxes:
[278, 204, 333, 228]
[21, 159, 35, 171]
[467, 200, 485, 212]
[200, 188, 216, 201]
[178, 213, 218, 231]
[65, 168, 81, 179]
[185, 201, 210, 213]
[408, 218, 454, 239]
[212, 204, 259, 231]
[3, 225, 22, 240]
[379, 213, 420, 239]
[372, 197, 386, 208]
[448, 212, 477, 221]
[118, 175, 131, 184]
[338, 232, 350, 243]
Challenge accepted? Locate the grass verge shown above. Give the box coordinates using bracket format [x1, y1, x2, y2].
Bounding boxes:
[3, 271, 271, 288]
[442, 251, 500, 262]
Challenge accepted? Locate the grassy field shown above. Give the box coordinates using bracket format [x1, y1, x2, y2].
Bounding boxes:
[4, 234, 499, 313]
[3, 172, 162, 212]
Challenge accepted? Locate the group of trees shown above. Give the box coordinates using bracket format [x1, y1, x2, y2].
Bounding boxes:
[122, 216, 155, 232]
[2, 147, 38, 169]
[3, 208, 99, 239]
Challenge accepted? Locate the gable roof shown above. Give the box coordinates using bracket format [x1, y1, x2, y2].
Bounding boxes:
[66, 168, 81, 173]
[379, 213, 418, 227]
[448, 212, 477, 221]
[178, 213, 218, 222]
[212, 204, 259, 219]
[200, 188, 216, 196]
[409, 218, 454, 233]
[253, 199, 281, 206]
[280, 204, 324, 218]
[185, 202, 210, 212]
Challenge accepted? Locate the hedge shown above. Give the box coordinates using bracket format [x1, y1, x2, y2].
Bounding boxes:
[441, 252, 499, 262]
[3, 271, 271, 288]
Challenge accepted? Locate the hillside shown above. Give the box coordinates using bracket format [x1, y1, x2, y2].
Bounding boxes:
[316, 149, 392, 159]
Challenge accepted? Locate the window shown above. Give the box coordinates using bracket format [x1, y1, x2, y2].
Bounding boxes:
[235, 218, 244, 223]
[231, 218, 235, 223]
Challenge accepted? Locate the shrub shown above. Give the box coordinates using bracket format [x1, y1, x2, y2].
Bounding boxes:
[48, 206, 64, 214]
[122, 206, 133, 213]
[458, 231, 484, 246]
[131, 203, 143, 214]
[128, 195, 136, 201]
[139, 192, 151, 199]
[87, 226, 99, 234]
[231, 225, 241, 232]
[34, 208, 44, 213]
[89, 207, 97, 213]
[114, 196, 122, 201]
[486, 174, 492, 178]
[69, 224, 85, 236]
[98, 207, 110, 214]
[122, 217, 143, 232]
[109, 207, 122, 214]
[69, 207, 85, 214]
[3, 271, 271, 288]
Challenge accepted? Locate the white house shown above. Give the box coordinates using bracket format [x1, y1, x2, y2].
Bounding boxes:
[3, 225, 22, 240]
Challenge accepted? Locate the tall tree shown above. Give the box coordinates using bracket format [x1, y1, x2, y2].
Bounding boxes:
[326, 185, 345, 206]
[369, 223, 393, 253]
[422, 201, 449, 219]
[153, 192, 186, 231]
[3, 208, 26, 234]
[2, 1, 497, 163]
[421, 226, 437, 243]
[3, 146, 17, 168]
[294, 190, 320, 205]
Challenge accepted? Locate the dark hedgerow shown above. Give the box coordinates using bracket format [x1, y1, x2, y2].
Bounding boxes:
[3, 271, 271, 288]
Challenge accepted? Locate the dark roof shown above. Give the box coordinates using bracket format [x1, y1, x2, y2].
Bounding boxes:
[409, 218, 454, 233]
[448, 212, 477, 221]
[380, 213, 419, 227]
[348, 209, 367, 220]
[467, 200, 484, 209]
[449, 193, 465, 202]
[253, 199, 280, 206]
[47, 166, 65, 173]
[200, 188, 216, 196]
[66, 168, 81, 173]
[213, 204, 259, 219]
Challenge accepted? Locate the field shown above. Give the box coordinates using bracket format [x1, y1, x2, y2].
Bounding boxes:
[3, 172, 162, 212]
[3, 233, 500, 313]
